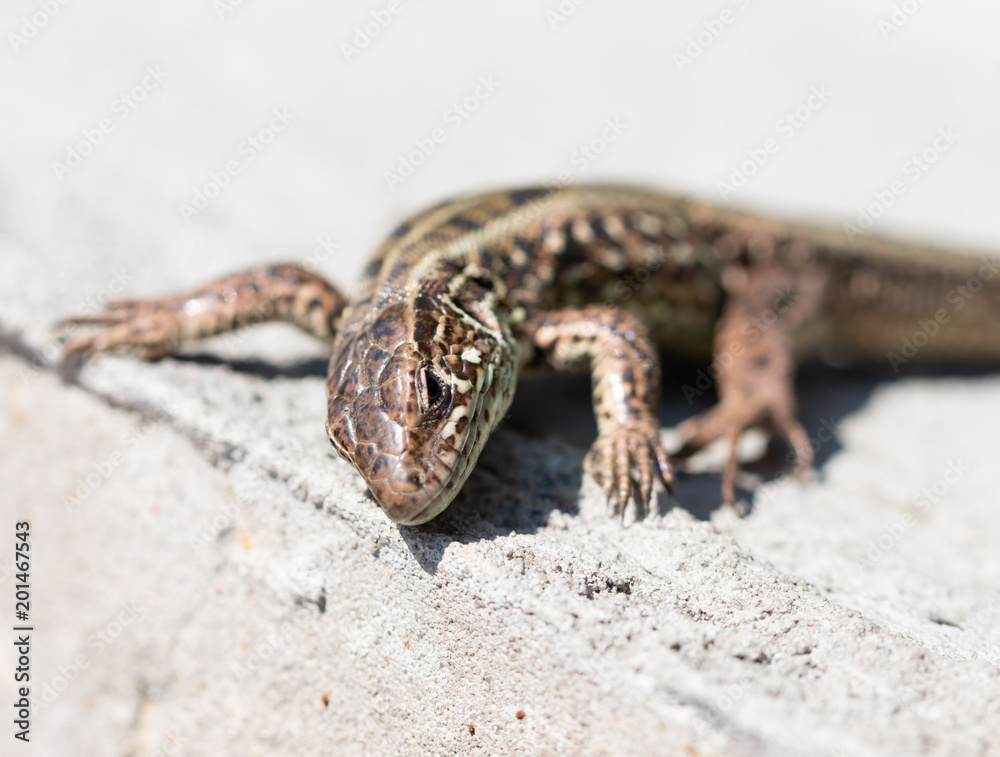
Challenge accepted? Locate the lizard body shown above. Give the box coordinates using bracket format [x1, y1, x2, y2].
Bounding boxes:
[63, 185, 1000, 524]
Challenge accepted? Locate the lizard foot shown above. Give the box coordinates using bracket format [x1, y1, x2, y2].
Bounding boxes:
[584, 420, 674, 520]
[59, 298, 182, 359]
[674, 400, 813, 505]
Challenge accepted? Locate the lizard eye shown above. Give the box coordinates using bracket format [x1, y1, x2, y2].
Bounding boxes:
[417, 366, 449, 415]
[425, 371, 443, 403]
[469, 274, 495, 292]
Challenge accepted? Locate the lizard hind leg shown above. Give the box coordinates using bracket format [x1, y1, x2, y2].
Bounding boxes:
[674, 266, 819, 505]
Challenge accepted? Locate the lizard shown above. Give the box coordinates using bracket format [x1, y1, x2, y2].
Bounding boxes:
[60, 185, 1000, 525]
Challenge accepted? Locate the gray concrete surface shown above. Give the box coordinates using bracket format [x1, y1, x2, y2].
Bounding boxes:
[1, 2, 999, 755]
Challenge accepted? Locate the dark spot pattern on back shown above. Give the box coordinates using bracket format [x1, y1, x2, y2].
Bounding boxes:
[557, 221, 590, 266]
[448, 215, 480, 231]
[512, 235, 539, 255]
[507, 187, 551, 207]
[388, 220, 412, 239]
[362, 256, 384, 281]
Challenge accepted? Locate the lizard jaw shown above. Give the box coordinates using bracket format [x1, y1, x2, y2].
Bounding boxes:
[360, 396, 495, 525]
[365, 471, 458, 526]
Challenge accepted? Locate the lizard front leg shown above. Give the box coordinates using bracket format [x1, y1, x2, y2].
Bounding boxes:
[60, 263, 347, 358]
[529, 304, 673, 518]
[675, 266, 823, 504]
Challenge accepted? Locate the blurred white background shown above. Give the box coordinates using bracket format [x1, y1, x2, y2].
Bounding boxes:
[1, 0, 998, 307]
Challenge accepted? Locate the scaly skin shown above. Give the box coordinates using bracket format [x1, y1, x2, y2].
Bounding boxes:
[62, 185, 1000, 524]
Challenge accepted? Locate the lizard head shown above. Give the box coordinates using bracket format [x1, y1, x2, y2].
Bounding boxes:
[325, 298, 517, 525]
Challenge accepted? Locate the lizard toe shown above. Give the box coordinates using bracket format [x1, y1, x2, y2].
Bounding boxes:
[62, 312, 180, 359]
[585, 423, 673, 520]
[675, 402, 814, 504]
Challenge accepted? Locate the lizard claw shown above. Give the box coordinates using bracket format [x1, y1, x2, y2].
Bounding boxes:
[584, 421, 674, 520]
[675, 402, 813, 505]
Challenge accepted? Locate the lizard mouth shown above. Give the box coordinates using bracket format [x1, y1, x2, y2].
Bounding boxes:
[362, 447, 466, 525]
[367, 482, 445, 525]
[351, 411, 481, 526]
[326, 383, 483, 525]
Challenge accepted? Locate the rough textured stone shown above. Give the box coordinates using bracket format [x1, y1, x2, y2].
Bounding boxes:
[1, 3, 999, 756]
